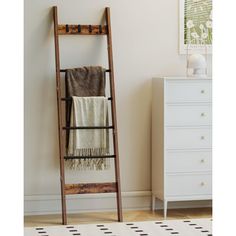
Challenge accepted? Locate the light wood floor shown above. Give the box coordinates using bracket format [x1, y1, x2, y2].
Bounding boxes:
[24, 208, 212, 227]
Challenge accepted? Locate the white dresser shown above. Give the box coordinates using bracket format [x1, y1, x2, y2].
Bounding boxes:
[152, 77, 212, 218]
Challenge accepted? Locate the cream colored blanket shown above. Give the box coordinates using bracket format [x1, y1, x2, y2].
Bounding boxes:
[67, 96, 109, 170]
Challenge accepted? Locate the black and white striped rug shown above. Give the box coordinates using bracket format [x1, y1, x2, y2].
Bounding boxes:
[25, 218, 212, 236]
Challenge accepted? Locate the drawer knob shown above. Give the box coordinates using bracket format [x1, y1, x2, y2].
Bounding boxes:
[201, 182, 205, 186]
[201, 136, 205, 140]
[201, 159, 205, 163]
[201, 113, 205, 117]
[201, 90, 205, 94]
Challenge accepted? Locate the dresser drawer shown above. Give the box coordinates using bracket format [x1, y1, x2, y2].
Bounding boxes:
[166, 151, 212, 173]
[166, 174, 212, 196]
[165, 104, 212, 126]
[165, 80, 212, 103]
[165, 128, 212, 150]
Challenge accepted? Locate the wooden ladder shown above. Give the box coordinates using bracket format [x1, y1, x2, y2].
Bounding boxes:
[53, 6, 123, 225]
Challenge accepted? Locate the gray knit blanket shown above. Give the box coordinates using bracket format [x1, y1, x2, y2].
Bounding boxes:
[65, 66, 106, 97]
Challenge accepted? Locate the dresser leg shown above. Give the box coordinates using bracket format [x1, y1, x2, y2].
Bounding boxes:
[164, 200, 168, 219]
[152, 195, 156, 212]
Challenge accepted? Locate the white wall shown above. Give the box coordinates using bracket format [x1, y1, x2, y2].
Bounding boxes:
[24, 0, 212, 214]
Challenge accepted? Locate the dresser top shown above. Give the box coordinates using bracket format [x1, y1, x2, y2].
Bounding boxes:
[153, 76, 212, 80]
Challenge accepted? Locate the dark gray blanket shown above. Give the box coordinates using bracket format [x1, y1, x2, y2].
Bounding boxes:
[65, 66, 106, 97]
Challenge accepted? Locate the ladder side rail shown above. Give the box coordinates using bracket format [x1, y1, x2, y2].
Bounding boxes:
[53, 6, 67, 225]
[105, 7, 123, 222]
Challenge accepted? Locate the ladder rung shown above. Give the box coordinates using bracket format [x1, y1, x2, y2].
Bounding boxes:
[63, 126, 114, 130]
[60, 69, 111, 73]
[61, 97, 112, 101]
[64, 155, 116, 160]
[58, 24, 107, 35]
[65, 182, 117, 195]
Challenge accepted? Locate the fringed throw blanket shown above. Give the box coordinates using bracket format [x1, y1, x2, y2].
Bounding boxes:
[67, 96, 110, 170]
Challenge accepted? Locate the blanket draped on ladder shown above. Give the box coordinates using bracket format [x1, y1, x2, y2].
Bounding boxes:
[67, 96, 109, 170]
[65, 66, 110, 170]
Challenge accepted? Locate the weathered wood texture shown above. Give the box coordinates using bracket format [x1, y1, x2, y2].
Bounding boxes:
[105, 7, 123, 222]
[65, 182, 117, 195]
[53, 6, 67, 225]
[58, 25, 107, 35]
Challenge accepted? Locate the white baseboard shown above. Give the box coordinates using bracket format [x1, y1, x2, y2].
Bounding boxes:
[24, 191, 212, 216]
